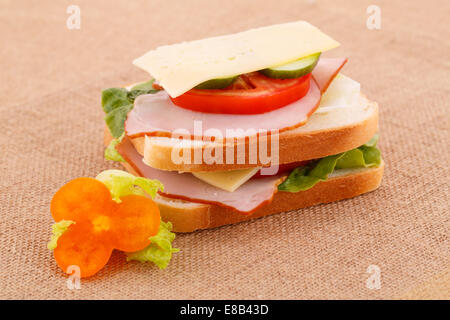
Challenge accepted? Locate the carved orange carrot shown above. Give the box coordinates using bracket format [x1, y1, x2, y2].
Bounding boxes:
[50, 177, 160, 278]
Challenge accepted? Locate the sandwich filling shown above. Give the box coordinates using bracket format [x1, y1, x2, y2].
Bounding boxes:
[124, 58, 346, 139]
[104, 63, 381, 214]
[101, 20, 382, 215]
[116, 134, 381, 214]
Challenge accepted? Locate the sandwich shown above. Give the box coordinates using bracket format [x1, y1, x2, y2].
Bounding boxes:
[102, 20, 384, 233]
[47, 21, 384, 278]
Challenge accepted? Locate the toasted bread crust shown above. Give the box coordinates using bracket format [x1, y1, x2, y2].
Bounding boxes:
[122, 96, 378, 172]
[119, 161, 384, 233]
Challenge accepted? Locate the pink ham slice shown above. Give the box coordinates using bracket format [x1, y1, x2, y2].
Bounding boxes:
[125, 58, 347, 139]
[312, 57, 348, 93]
[118, 138, 284, 214]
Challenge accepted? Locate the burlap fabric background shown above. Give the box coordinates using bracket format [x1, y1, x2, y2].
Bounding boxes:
[1, 0, 449, 299]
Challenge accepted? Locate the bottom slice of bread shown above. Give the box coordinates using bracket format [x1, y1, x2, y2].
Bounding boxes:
[120, 161, 384, 233]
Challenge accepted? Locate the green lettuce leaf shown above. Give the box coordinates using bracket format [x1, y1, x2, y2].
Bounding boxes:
[96, 169, 163, 203]
[127, 80, 159, 101]
[279, 137, 381, 193]
[359, 145, 381, 166]
[336, 145, 381, 169]
[47, 220, 75, 250]
[130, 79, 155, 91]
[335, 148, 365, 169]
[104, 103, 133, 138]
[278, 154, 343, 192]
[126, 221, 179, 269]
[101, 80, 159, 138]
[104, 134, 125, 162]
[102, 88, 129, 114]
[364, 133, 379, 147]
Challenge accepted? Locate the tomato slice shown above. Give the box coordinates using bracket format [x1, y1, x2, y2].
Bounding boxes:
[170, 72, 312, 114]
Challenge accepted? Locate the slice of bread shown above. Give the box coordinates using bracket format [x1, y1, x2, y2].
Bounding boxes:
[119, 160, 384, 233]
[126, 93, 378, 172]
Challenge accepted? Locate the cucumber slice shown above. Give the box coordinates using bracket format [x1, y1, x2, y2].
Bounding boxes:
[194, 76, 238, 89]
[260, 52, 321, 79]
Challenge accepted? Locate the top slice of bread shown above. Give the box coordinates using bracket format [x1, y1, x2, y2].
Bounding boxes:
[126, 93, 378, 172]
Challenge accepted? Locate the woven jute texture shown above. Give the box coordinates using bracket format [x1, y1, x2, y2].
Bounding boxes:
[1, 0, 449, 299]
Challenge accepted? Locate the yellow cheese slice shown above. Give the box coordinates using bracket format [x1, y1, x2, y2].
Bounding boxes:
[192, 167, 260, 192]
[133, 20, 339, 98]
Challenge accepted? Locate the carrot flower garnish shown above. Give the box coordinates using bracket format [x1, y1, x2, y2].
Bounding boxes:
[48, 170, 172, 278]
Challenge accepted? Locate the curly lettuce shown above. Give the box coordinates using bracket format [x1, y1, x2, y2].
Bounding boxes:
[102, 79, 159, 138]
[126, 221, 180, 269]
[278, 136, 381, 192]
[95, 169, 163, 203]
[47, 220, 75, 250]
[95, 170, 178, 267]
[104, 134, 125, 162]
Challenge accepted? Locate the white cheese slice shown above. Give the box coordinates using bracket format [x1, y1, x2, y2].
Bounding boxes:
[192, 167, 260, 192]
[315, 74, 361, 114]
[133, 21, 339, 98]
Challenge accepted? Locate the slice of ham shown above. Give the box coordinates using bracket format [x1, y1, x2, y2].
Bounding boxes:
[118, 138, 284, 214]
[125, 58, 347, 139]
[312, 57, 348, 93]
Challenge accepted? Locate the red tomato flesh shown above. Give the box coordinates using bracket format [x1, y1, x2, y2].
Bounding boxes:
[170, 72, 311, 114]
